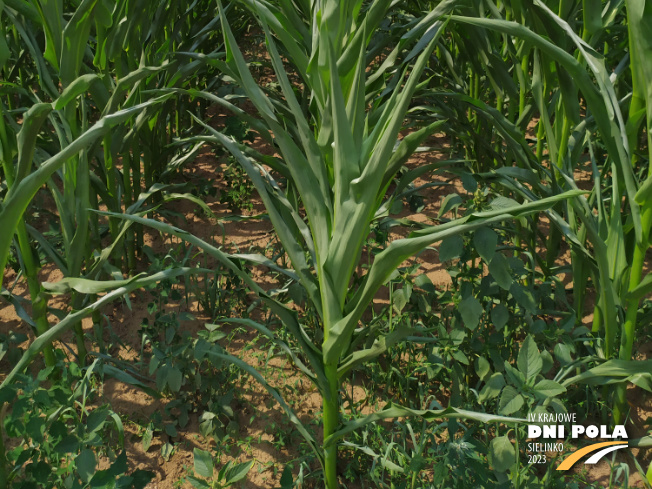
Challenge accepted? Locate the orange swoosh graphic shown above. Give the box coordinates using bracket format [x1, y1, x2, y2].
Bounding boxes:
[557, 441, 628, 470]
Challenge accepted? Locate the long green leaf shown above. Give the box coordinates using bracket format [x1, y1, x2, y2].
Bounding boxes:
[325, 402, 525, 446]
[0, 267, 198, 389]
[0, 96, 171, 285]
[325, 190, 585, 363]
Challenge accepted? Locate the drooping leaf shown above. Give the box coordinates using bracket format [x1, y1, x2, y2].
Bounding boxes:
[517, 336, 542, 381]
[479, 372, 506, 402]
[54, 74, 100, 109]
[279, 465, 294, 488]
[459, 295, 483, 330]
[224, 460, 254, 485]
[491, 303, 510, 329]
[439, 235, 464, 262]
[533, 379, 566, 399]
[475, 356, 491, 381]
[325, 402, 525, 446]
[499, 386, 524, 415]
[1, 267, 198, 389]
[510, 283, 538, 314]
[193, 448, 213, 479]
[76, 449, 97, 483]
[489, 435, 515, 472]
[438, 193, 463, 217]
[167, 366, 183, 392]
[553, 343, 573, 366]
[489, 253, 513, 291]
[473, 227, 498, 263]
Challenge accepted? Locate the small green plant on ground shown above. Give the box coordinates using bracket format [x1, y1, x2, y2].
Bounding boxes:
[215, 118, 257, 213]
[220, 156, 255, 214]
[139, 315, 240, 443]
[1, 359, 154, 489]
[186, 448, 253, 489]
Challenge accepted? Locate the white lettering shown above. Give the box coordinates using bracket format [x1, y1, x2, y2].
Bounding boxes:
[528, 425, 542, 438]
[613, 425, 628, 439]
[572, 425, 585, 438]
[586, 426, 599, 438]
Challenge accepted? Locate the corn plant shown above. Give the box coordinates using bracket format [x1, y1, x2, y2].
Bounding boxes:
[96, 0, 232, 270]
[445, 0, 651, 424]
[102, 2, 584, 486]
[0, 2, 224, 479]
[1, 0, 229, 371]
[611, 0, 652, 422]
